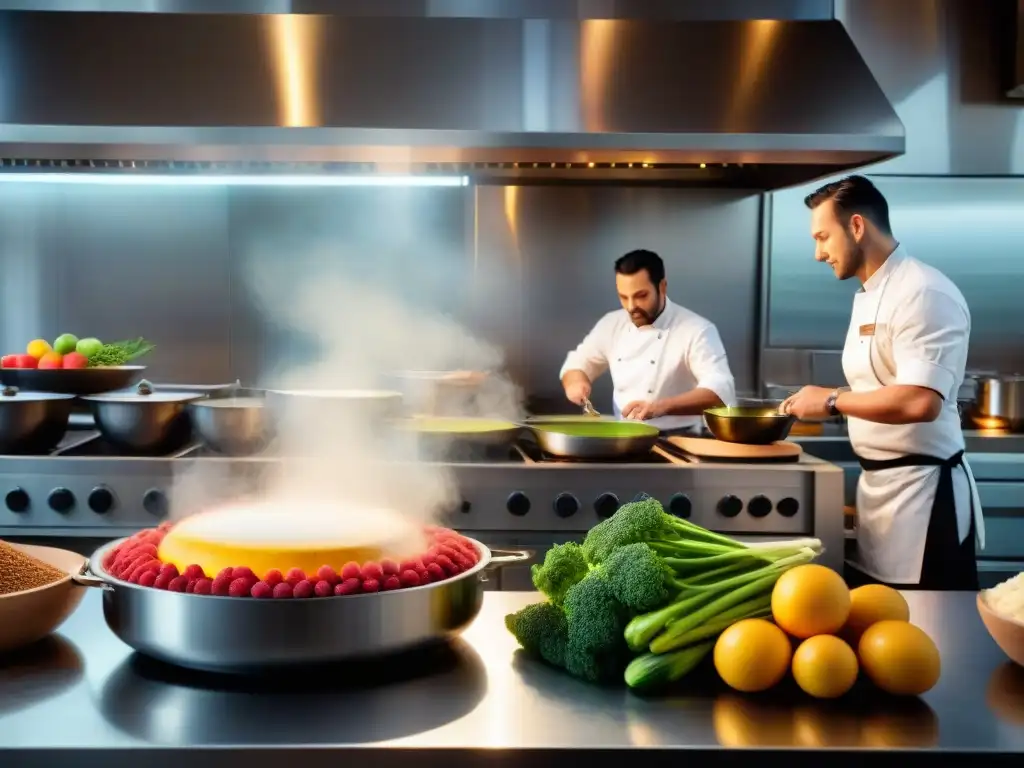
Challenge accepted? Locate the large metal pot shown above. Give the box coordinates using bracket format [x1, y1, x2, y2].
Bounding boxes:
[0, 386, 75, 454]
[74, 537, 528, 673]
[389, 370, 490, 416]
[703, 405, 795, 445]
[81, 381, 204, 454]
[970, 374, 1024, 430]
[189, 389, 272, 456]
[527, 419, 659, 459]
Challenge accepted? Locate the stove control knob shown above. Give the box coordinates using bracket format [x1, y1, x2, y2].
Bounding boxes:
[88, 486, 115, 514]
[48, 487, 75, 514]
[669, 493, 692, 519]
[553, 492, 579, 518]
[5, 488, 29, 513]
[748, 495, 772, 518]
[777, 497, 800, 518]
[717, 495, 742, 518]
[143, 488, 169, 518]
[506, 491, 530, 517]
[594, 493, 619, 519]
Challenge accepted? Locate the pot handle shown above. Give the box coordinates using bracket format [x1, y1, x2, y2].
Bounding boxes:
[486, 549, 532, 570]
[72, 562, 114, 592]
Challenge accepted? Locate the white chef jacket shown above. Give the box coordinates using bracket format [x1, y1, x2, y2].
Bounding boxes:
[843, 245, 985, 584]
[558, 299, 737, 431]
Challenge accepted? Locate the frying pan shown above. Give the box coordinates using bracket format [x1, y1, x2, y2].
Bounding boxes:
[526, 419, 660, 460]
[703, 406, 795, 445]
[398, 417, 523, 446]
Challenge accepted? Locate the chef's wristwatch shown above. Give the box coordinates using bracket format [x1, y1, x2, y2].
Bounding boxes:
[825, 389, 841, 417]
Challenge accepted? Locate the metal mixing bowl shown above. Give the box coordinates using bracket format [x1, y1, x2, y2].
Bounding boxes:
[703, 406, 795, 445]
[189, 390, 271, 456]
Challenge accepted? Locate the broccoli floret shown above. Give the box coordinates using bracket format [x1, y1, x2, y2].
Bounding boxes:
[505, 601, 568, 668]
[601, 542, 685, 612]
[561, 572, 632, 683]
[581, 497, 678, 563]
[531, 542, 589, 605]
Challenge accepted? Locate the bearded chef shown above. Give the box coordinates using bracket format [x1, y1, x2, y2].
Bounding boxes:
[780, 175, 983, 591]
[559, 249, 737, 433]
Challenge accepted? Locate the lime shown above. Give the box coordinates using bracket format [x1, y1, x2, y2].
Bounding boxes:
[53, 333, 79, 355]
[76, 337, 103, 359]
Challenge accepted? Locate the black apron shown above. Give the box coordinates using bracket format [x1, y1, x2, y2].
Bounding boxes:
[845, 449, 979, 591]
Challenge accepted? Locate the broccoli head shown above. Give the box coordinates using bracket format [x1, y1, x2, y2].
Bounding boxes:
[561, 572, 632, 683]
[531, 542, 589, 605]
[581, 497, 679, 564]
[601, 542, 683, 612]
[505, 601, 568, 668]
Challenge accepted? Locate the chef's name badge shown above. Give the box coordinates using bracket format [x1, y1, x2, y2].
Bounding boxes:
[859, 323, 877, 337]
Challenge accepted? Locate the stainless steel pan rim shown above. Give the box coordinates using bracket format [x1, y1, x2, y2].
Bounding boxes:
[73, 536, 530, 672]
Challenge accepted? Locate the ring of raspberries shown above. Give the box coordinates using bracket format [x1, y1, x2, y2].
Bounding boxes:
[101, 523, 482, 599]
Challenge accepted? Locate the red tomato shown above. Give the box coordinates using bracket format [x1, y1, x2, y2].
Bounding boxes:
[13, 354, 38, 369]
[62, 352, 89, 369]
[0, 355, 17, 368]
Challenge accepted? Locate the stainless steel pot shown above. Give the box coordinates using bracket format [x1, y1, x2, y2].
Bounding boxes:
[970, 374, 1024, 430]
[389, 370, 490, 416]
[81, 381, 204, 454]
[189, 389, 272, 456]
[527, 420, 659, 459]
[74, 537, 529, 673]
[0, 386, 75, 454]
[266, 388, 404, 425]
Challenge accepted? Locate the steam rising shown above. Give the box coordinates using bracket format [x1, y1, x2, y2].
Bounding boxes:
[170, 190, 522, 528]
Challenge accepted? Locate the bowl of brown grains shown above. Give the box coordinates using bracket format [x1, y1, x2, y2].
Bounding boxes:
[0, 540, 88, 654]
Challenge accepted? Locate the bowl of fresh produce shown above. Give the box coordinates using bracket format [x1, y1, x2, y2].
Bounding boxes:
[0, 335, 154, 395]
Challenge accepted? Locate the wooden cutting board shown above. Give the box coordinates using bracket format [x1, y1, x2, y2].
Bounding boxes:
[665, 436, 802, 461]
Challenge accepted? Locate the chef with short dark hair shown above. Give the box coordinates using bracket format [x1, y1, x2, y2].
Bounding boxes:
[559, 249, 736, 433]
[781, 175, 984, 590]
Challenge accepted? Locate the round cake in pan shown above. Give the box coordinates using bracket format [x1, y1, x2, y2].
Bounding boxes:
[156, 501, 426, 578]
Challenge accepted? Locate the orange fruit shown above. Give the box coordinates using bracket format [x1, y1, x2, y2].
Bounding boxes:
[771, 564, 851, 639]
[26, 338, 52, 359]
[858, 620, 940, 696]
[714, 618, 791, 693]
[841, 584, 910, 645]
[791, 635, 859, 699]
[37, 351, 64, 369]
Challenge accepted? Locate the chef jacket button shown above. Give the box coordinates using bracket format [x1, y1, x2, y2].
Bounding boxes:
[650, 360, 655, 364]
[648, 389, 653, 394]
[657, 333, 662, 339]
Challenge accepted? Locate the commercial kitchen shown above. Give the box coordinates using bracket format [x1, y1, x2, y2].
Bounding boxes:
[1, 0, 1023, 765]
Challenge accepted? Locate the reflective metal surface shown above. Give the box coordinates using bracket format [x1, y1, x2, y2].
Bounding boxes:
[82, 393, 203, 455]
[528, 421, 660, 459]
[0, 11, 903, 185]
[0, 391, 73, 454]
[703, 406, 795, 445]
[77, 538, 526, 673]
[973, 376, 1024, 430]
[1, 590, 1023, 764]
[189, 396, 272, 456]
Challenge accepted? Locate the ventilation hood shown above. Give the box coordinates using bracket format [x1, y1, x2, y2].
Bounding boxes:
[0, 8, 905, 188]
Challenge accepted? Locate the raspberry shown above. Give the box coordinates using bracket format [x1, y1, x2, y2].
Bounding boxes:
[128, 560, 160, 583]
[211, 575, 233, 596]
[138, 570, 158, 588]
[415, 565, 430, 583]
[382, 575, 401, 591]
[426, 563, 446, 582]
[228, 578, 251, 598]
[380, 559, 399, 576]
[314, 580, 333, 597]
[153, 572, 174, 590]
[437, 555, 461, 576]
[335, 578, 362, 595]
[186, 579, 199, 593]
[340, 562, 361, 580]
[251, 581, 273, 599]
[263, 569, 284, 586]
[183, 564, 206, 580]
[217, 567, 235, 581]
[193, 578, 213, 595]
[232, 566, 256, 581]
[159, 563, 180, 579]
[361, 579, 380, 593]
[420, 552, 437, 566]
[316, 565, 339, 584]
[399, 558, 423, 573]
[449, 552, 473, 571]
[158, 521, 173, 532]
[399, 569, 421, 587]
[168, 575, 189, 592]
[272, 582, 294, 599]
[293, 580, 314, 599]
[286, 568, 306, 586]
[361, 562, 383, 581]
[127, 569, 144, 584]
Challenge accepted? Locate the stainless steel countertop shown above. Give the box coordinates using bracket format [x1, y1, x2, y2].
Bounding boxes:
[1, 590, 1022, 767]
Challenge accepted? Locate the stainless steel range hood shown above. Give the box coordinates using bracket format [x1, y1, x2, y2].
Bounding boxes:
[0, 6, 905, 188]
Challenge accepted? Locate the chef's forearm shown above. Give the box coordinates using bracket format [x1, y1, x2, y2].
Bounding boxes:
[656, 388, 724, 416]
[561, 370, 592, 389]
[835, 386, 942, 425]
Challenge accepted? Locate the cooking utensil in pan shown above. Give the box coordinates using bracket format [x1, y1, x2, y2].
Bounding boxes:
[74, 537, 529, 673]
[527, 419, 660, 460]
[703, 405, 795, 445]
[0, 387, 75, 454]
[582, 398, 600, 417]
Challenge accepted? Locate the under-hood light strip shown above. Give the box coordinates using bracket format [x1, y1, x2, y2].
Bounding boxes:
[0, 173, 469, 188]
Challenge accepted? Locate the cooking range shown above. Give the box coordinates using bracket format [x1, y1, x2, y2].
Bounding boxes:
[0, 422, 846, 585]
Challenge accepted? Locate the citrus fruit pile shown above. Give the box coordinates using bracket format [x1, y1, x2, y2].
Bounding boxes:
[713, 564, 940, 699]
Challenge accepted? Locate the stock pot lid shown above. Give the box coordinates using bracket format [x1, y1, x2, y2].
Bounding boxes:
[0, 386, 75, 402]
[81, 379, 203, 404]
